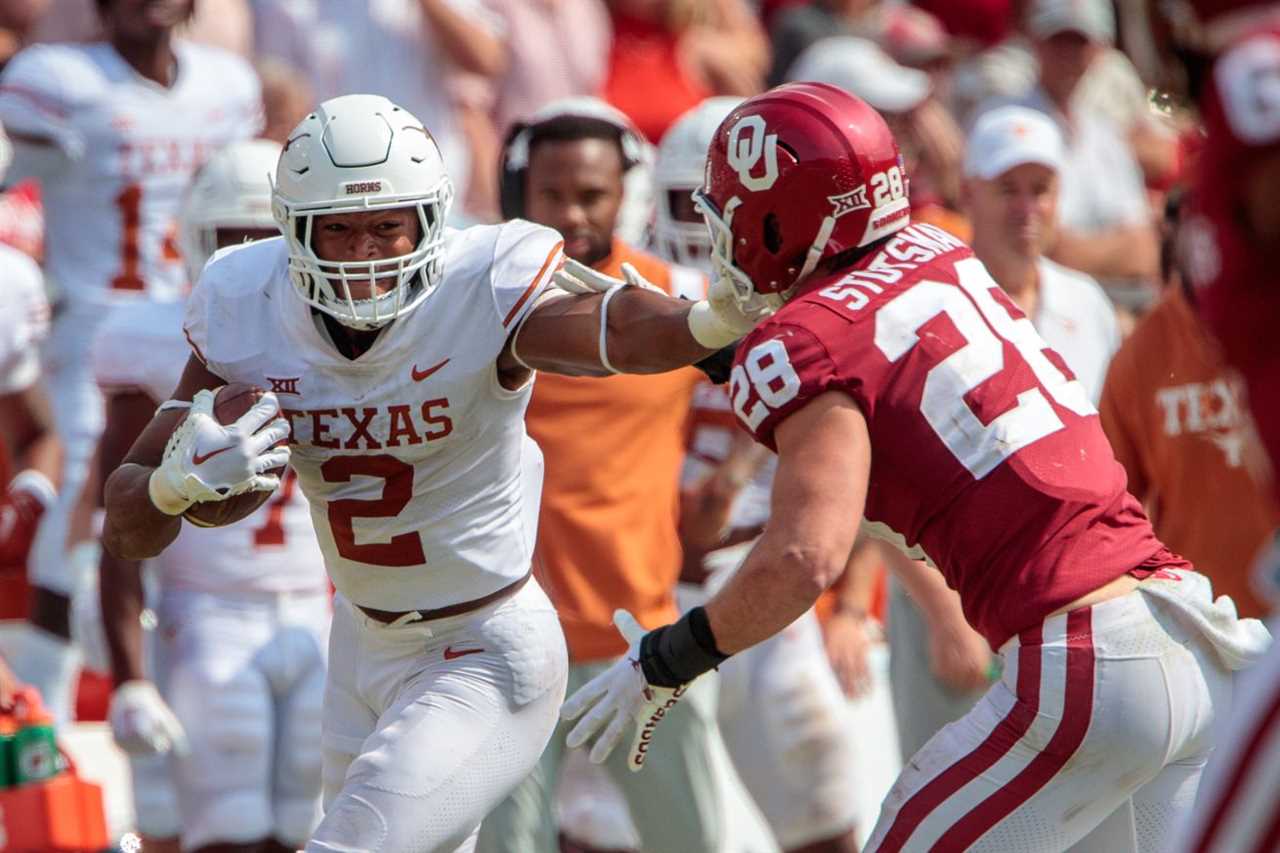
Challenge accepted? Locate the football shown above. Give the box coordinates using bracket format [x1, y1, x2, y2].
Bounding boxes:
[182, 383, 287, 528]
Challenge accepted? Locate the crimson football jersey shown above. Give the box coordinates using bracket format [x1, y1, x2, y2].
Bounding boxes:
[731, 222, 1185, 648]
[1187, 23, 1280, 498]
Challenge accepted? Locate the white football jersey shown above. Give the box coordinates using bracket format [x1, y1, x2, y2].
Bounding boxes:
[183, 222, 566, 610]
[93, 299, 326, 595]
[0, 243, 49, 394]
[0, 41, 261, 307]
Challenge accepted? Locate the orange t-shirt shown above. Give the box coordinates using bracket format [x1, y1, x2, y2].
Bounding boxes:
[1100, 288, 1278, 617]
[526, 240, 704, 661]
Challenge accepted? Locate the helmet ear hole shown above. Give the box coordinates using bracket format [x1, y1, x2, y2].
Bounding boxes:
[763, 212, 784, 254]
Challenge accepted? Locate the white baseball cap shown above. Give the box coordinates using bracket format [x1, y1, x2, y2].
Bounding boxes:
[1026, 0, 1115, 43]
[964, 106, 1066, 180]
[787, 36, 931, 115]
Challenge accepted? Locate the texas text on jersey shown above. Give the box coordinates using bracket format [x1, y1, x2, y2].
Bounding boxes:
[730, 221, 1187, 649]
[183, 223, 563, 611]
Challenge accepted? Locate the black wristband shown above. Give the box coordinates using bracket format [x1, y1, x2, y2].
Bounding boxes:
[693, 344, 737, 385]
[638, 606, 729, 687]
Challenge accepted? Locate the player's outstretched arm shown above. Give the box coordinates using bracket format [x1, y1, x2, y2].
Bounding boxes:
[560, 392, 870, 769]
[510, 287, 715, 377]
[101, 355, 224, 560]
[503, 260, 766, 378]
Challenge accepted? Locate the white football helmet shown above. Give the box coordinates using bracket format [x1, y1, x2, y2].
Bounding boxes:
[180, 138, 282, 282]
[271, 94, 454, 330]
[653, 98, 742, 272]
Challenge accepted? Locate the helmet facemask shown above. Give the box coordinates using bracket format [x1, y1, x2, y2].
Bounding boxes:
[279, 180, 453, 331]
[694, 190, 785, 313]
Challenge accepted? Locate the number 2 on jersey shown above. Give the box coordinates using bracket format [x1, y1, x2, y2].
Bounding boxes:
[321, 454, 427, 566]
[874, 256, 1094, 477]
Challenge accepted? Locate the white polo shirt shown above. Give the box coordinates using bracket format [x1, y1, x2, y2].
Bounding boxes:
[1033, 256, 1121, 402]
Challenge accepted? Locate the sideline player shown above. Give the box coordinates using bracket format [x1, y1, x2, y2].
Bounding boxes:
[98, 139, 330, 853]
[654, 96, 861, 853]
[0, 0, 262, 721]
[0, 194, 57, 574]
[1165, 3, 1280, 850]
[0, 125, 57, 726]
[100, 94, 766, 852]
[562, 83, 1271, 852]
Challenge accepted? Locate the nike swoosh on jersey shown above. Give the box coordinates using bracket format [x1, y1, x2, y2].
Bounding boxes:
[443, 645, 485, 660]
[412, 358, 451, 382]
[192, 444, 236, 466]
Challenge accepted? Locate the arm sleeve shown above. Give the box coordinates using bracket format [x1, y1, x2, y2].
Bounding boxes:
[489, 220, 565, 333]
[732, 322, 848, 452]
[0, 46, 85, 160]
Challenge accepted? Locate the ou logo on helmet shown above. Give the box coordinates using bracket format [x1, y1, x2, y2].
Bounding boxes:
[726, 115, 779, 192]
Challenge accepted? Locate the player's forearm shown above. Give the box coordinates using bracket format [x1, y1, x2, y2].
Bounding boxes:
[604, 289, 718, 373]
[517, 289, 717, 376]
[100, 550, 147, 687]
[102, 463, 182, 560]
[703, 530, 847, 655]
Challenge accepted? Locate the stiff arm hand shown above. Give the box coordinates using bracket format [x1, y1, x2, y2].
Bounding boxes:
[560, 610, 692, 772]
[554, 257, 774, 348]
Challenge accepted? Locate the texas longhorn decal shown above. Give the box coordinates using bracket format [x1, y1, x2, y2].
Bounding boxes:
[726, 115, 779, 192]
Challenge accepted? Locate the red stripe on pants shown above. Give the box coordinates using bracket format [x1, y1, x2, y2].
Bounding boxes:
[944, 608, 1096, 849]
[876, 624, 1045, 853]
[1192, 677, 1280, 853]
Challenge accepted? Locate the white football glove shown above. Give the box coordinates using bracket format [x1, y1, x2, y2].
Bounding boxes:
[553, 257, 774, 349]
[148, 388, 292, 515]
[552, 258, 665, 295]
[108, 680, 188, 756]
[561, 610, 690, 772]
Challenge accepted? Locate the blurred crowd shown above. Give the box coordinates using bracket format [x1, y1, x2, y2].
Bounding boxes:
[0, 0, 1276, 850]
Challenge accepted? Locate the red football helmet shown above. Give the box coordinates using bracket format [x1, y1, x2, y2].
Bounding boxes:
[694, 82, 910, 302]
